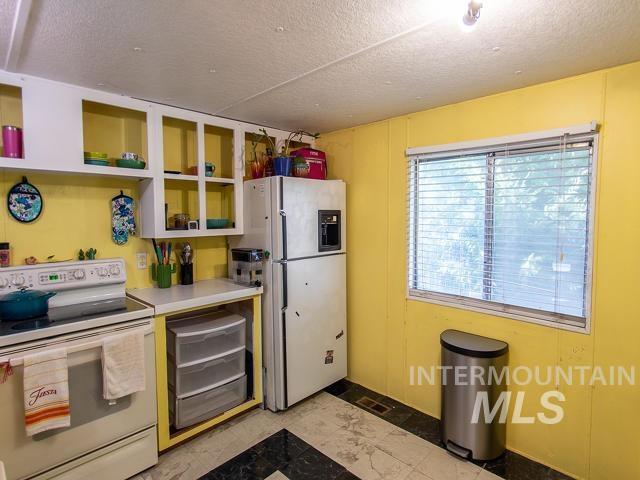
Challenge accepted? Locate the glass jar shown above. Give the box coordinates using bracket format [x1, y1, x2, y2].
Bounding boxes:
[0, 242, 10, 267]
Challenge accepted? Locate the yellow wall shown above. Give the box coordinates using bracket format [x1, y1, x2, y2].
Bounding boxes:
[317, 61, 640, 480]
[0, 172, 228, 288]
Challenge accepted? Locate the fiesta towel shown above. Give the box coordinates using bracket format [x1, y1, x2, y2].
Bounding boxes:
[23, 348, 70, 436]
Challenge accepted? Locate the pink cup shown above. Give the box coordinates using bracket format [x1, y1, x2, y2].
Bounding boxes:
[2, 125, 23, 158]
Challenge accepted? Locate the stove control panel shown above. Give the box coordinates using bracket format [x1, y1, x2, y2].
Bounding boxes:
[0, 259, 127, 292]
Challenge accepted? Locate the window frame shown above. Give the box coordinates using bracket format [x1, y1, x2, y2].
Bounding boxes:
[406, 123, 599, 334]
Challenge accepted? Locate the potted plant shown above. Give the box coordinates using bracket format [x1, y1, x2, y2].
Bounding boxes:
[258, 129, 319, 176]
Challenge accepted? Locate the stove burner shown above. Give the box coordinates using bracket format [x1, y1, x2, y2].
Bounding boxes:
[12, 319, 53, 330]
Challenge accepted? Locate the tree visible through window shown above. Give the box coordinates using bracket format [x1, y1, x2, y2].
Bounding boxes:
[408, 134, 594, 328]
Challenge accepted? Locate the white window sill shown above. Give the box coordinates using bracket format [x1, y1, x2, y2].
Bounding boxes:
[407, 291, 590, 335]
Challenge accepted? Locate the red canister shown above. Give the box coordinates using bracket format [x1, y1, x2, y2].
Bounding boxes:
[2, 125, 23, 158]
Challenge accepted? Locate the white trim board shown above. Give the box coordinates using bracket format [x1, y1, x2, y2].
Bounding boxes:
[406, 122, 598, 157]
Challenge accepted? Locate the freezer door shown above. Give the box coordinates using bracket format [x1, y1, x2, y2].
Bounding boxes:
[284, 254, 347, 407]
[277, 177, 346, 260]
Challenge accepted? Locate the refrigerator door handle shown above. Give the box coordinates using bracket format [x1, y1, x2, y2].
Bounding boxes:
[279, 209, 287, 260]
[281, 262, 288, 309]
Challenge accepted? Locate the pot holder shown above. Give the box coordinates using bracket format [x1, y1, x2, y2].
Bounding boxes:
[111, 191, 136, 245]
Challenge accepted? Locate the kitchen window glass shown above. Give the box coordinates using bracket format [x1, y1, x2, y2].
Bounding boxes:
[407, 132, 596, 330]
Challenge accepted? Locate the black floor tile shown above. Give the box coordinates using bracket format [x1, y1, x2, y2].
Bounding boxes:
[371, 394, 415, 426]
[253, 429, 310, 470]
[201, 429, 361, 480]
[206, 448, 276, 480]
[481, 450, 574, 480]
[335, 471, 361, 480]
[399, 411, 443, 446]
[324, 379, 354, 396]
[337, 383, 384, 405]
[280, 446, 347, 480]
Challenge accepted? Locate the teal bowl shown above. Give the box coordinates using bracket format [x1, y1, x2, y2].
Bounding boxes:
[116, 158, 146, 169]
[206, 218, 228, 229]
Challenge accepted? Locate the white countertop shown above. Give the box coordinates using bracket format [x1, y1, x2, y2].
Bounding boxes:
[127, 278, 262, 315]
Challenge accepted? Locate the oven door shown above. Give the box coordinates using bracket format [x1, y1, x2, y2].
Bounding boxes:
[0, 319, 156, 480]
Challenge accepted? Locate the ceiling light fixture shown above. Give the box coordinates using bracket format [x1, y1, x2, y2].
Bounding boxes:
[461, 1, 483, 31]
[275, 26, 285, 33]
[133, 47, 143, 52]
[97, 83, 105, 87]
[209, 68, 216, 73]
[515, 70, 523, 75]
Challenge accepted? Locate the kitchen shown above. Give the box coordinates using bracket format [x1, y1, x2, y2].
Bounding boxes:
[0, 2, 639, 480]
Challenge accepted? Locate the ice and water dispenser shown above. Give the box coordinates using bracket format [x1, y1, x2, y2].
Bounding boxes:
[318, 210, 341, 252]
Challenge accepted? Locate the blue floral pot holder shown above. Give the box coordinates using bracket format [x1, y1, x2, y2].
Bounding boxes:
[111, 191, 136, 245]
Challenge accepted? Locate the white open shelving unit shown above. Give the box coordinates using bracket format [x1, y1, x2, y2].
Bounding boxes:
[0, 69, 314, 238]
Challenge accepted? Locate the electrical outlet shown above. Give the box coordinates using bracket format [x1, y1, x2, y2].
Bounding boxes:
[136, 252, 147, 269]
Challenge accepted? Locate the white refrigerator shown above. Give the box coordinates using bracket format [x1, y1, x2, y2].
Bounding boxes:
[230, 176, 347, 411]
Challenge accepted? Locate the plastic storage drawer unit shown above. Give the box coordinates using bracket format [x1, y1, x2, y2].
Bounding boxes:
[169, 347, 245, 398]
[167, 311, 246, 366]
[170, 375, 247, 429]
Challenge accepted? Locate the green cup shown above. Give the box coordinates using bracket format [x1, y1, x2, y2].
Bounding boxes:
[151, 263, 176, 288]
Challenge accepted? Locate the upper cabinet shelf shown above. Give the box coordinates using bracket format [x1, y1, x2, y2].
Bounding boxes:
[0, 82, 23, 161]
[0, 69, 315, 237]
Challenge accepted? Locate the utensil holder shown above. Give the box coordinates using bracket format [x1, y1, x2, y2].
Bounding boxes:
[180, 263, 193, 285]
[152, 263, 176, 288]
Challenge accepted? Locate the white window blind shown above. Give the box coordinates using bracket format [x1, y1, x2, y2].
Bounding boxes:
[408, 130, 596, 329]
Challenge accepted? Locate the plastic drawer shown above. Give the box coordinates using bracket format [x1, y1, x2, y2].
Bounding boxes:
[168, 347, 245, 398]
[169, 376, 247, 430]
[167, 311, 246, 366]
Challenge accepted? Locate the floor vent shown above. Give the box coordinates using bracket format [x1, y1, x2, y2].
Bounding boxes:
[356, 396, 391, 416]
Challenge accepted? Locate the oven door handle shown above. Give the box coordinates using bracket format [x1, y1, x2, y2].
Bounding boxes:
[1, 326, 154, 367]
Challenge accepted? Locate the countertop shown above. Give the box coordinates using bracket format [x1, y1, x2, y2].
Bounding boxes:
[126, 278, 263, 315]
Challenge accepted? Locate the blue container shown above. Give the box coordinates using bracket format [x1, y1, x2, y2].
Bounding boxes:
[273, 156, 292, 176]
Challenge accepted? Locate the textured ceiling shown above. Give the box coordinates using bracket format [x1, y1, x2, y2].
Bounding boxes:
[3, 0, 640, 132]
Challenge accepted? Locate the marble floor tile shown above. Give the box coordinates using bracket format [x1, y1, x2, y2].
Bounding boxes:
[405, 471, 431, 480]
[318, 425, 373, 468]
[140, 445, 209, 480]
[287, 411, 342, 448]
[476, 470, 503, 480]
[348, 444, 413, 480]
[187, 422, 256, 472]
[414, 447, 482, 480]
[265, 471, 290, 480]
[374, 427, 437, 468]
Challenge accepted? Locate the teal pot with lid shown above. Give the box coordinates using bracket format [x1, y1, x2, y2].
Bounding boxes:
[0, 288, 56, 321]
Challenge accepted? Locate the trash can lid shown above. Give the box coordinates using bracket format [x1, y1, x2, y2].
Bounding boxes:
[440, 329, 508, 358]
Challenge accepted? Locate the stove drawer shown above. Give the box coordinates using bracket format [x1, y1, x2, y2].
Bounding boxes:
[168, 347, 245, 398]
[167, 312, 246, 366]
[170, 375, 247, 429]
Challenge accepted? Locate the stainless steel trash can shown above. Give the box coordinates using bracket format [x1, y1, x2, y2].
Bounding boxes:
[440, 329, 508, 461]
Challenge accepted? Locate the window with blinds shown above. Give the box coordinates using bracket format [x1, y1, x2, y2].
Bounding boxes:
[408, 131, 596, 329]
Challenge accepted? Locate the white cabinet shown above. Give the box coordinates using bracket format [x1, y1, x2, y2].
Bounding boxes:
[0, 69, 315, 238]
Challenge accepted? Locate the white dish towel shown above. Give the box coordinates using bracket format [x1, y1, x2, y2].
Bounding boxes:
[23, 348, 70, 436]
[102, 330, 146, 400]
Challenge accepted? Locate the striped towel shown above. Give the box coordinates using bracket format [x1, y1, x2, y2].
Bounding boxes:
[23, 348, 70, 436]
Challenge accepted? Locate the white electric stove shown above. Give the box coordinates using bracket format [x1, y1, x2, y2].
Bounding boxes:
[0, 259, 158, 480]
[0, 258, 152, 347]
